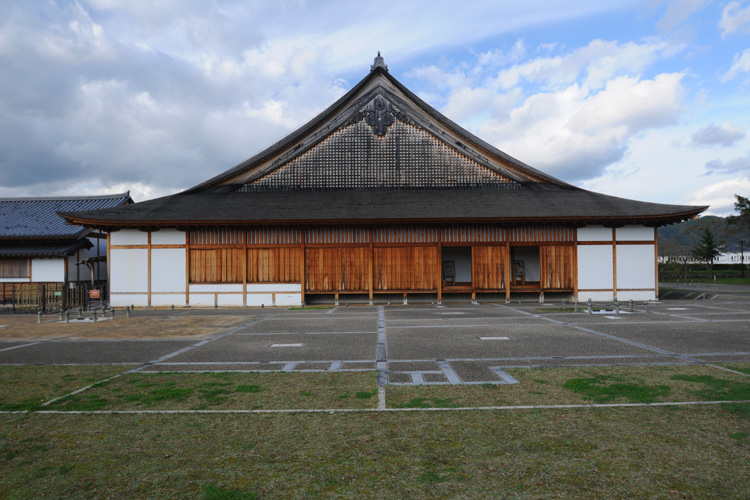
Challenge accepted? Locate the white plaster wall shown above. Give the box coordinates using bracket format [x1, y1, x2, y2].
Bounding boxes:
[577, 290, 615, 301]
[247, 284, 301, 292]
[616, 245, 656, 289]
[110, 294, 148, 307]
[276, 293, 302, 306]
[151, 229, 186, 245]
[577, 245, 613, 290]
[247, 294, 275, 306]
[151, 248, 186, 293]
[513, 247, 540, 281]
[578, 225, 612, 242]
[31, 258, 64, 282]
[616, 225, 655, 241]
[218, 294, 244, 306]
[617, 290, 657, 301]
[0, 277, 30, 283]
[110, 230, 147, 246]
[110, 248, 148, 293]
[151, 294, 187, 307]
[190, 284, 243, 293]
[441, 248, 472, 282]
[188, 294, 217, 307]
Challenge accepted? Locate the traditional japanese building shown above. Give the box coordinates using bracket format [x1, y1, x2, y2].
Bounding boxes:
[61, 54, 706, 307]
[1, 192, 132, 305]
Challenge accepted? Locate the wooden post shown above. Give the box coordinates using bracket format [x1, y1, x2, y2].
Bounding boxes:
[243, 235, 248, 307]
[572, 227, 578, 300]
[654, 227, 659, 299]
[368, 231, 374, 304]
[185, 231, 190, 306]
[147, 231, 152, 307]
[612, 227, 617, 300]
[300, 231, 306, 305]
[505, 238, 511, 302]
[106, 232, 111, 305]
[437, 233, 442, 304]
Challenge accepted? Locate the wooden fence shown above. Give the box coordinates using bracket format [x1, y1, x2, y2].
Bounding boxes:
[0, 282, 101, 312]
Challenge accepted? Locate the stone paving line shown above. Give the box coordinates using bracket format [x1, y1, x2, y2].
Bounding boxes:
[4, 399, 749, 415]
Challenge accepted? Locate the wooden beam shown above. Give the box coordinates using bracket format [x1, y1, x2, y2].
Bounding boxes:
[505, 237, 511, 302]
[243, 236, 248, 307]
[300, 234, 306, 305]
[436, 238, 442, 304]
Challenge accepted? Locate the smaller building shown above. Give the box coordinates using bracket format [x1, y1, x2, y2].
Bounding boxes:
[0, 193, 132, 307]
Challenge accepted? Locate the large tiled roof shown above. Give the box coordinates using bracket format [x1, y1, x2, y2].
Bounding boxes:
[60, 186, 705, 228]
[0, 193, 132, 240]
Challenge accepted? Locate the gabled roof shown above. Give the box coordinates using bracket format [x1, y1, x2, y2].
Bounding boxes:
[60, 55, 707, 228]
[0, 192, 132, 240]
[185, 60, 566, 193]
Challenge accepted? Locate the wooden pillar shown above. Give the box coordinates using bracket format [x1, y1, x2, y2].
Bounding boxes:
[300, 231, 306, 305]
[106, 232, 111, 299]
[505, 238, 511, 302]
[243, 236, 248, 307]
[654, 227, 659, 299]
[368, 231, 374, 304]
[185, 231, 190, 306]
[147, 231, 152, 307]
[436, 239, 442, 304]
[572, 228, 579, 299]
[612, 227, 617, 300]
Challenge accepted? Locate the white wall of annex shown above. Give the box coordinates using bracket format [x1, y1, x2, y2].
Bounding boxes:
[577, 245, 613, 290]
[578, 225, 612, 242]
[616, 245, 656, 289]
[151, 229, 186, 245]
[151, 249, 186, 293]
[110, 248, 148, 293]
[30, 258, 64, 282]
[151, 294, 187, 307]
[616, 225, 654, 241]
[577, 290, 615, 301]
[110, 294, 148, 307]
[110, 230, 147, 246]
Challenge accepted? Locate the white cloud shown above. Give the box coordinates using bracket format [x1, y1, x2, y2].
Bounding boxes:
[657, 0, 709, 32]
[686, 177, 750, 215]
[480, 73, 686, 181]
[494, 38, 675, 90]
[691, 122, 746, 147]
[704, 152, 750, 175]
[723, 48, 750, 82]
[720, 1, 750, 38]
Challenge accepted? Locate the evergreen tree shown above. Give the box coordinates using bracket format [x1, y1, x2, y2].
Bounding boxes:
[691, 227, 720, 279]
[728, 194, 750, 230]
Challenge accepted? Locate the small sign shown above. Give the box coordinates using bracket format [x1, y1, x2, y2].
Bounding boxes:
[54, 291, 62, 297]
[89, 290, 101, 299]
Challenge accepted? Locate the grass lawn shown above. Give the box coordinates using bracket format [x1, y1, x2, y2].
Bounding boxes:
[1, 363, 749, 499]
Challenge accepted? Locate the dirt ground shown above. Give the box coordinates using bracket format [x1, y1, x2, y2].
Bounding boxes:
[0, 313, 249, 341]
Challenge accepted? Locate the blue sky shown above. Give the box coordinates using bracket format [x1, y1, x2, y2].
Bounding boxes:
[1, 0, 750, 215]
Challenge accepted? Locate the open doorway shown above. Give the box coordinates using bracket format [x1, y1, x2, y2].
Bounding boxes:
[511, 246, 540, 286]
[442, 247, 472, 288]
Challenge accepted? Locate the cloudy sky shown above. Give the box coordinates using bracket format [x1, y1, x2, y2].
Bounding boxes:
[2, 0, 750, 215]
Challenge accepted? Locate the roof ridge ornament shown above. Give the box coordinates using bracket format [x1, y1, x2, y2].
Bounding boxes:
[371, 51, 388, 72]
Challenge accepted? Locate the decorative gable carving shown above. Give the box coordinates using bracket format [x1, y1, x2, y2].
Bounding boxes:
[365, 95, 395, 136]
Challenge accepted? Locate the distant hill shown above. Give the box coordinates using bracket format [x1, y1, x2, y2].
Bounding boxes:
[658, 216, 750, 254]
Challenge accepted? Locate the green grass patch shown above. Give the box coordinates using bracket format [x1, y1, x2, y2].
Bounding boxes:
[725, 364, 750, 375]
[669, 374, 750, 401]
[202, 483, 258, 500]
[46, 371, 378, 411]
[387, 365, 750, 409]
[2, 405, 750, 498]
[0, 365, 133, 411]
[563, 374, 670, 404]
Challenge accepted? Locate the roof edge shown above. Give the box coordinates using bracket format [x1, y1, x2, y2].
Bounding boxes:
[0, 191, 131, 202]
